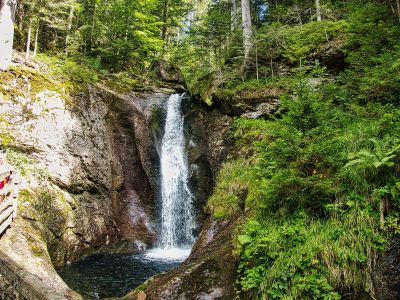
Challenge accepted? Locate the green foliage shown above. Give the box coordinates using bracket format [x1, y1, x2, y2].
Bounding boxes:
[36, 53, 100, 86]
[174, 0, 400, 110]
[209, 71, 400, 297]
[168, 0, 238, 96]
[36, 53, 146, 92]
[345, 138, 400, 170]
[15, 0, 193, 84]
[341, 2, 400, 103]
[60, 60, 99, 84]
[104, 72, 139, 93]
[207, 158, 262, 218]
[83, 0, 164, 71]
[172, 2, 351, 99]
[257, 20, 349, 65]
[237, 210, 384, 299]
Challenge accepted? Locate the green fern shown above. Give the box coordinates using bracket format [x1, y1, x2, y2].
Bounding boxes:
[345, 138, 400, 169]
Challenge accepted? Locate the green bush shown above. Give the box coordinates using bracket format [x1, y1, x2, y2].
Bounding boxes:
[341, 2, 400, 103]
[207, 158, 261, 218]
[257, 20, 349, 65]
[236, 209, 385, 299]
[209, 77, 400, 298]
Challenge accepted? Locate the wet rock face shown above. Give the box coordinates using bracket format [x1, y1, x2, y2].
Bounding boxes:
[183, 98, 233, 227]
[212, 86, 281, 118]
[0, 75, 173, 266]
[107, 91, 159, 247]
[1, 84, 122, 265]
[123, 217, 240, 300]
[373, 236, 400, 300]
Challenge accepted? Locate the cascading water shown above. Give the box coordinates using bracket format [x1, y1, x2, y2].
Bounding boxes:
[146, 93, 195, 260]
[57, 93, 197, 298]
[160, 93, 195, 247]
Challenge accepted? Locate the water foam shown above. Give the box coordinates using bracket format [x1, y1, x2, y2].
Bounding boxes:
[144, 247, 192, 261]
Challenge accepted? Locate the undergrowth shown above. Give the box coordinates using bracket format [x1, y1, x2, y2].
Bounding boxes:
[36, 53, 153, 93]
[202, 4, 400, 298]
[207, 71, 400, 298]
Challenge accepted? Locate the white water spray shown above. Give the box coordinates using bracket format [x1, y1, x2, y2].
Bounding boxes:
[146, 94, 195, 260]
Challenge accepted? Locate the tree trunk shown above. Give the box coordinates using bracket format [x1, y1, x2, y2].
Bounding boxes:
[241, 0, 252, 68]
[90, 1, 96, 52]
[396, 0, 400, 22]
[32, 18, 40, 58]
[380, 198, 389, 229]
[0, 0, 16, 70]
[161, 0, 169, 50]
[85, 0, 95, 54]
[295, 5, 303, 25]
[255, 40, 259, 80]
[315, 0, 322, 22]
[17, 0, 23, 32]
[275, 0, 280, 23]
[65, 5, 74, 56]
[25, 17, 33, 61]
[231, 0, 238, 31]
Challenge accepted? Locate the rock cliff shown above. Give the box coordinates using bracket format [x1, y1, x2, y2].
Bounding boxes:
[0, 58, 236, 299]
[0, 63, 174, 296]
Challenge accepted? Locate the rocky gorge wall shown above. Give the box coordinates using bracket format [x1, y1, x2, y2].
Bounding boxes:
[0, 67, 121, 296]
[0, 63, 167, 296]
[0, 59, 236, 299]
[0, 81, 165, 264]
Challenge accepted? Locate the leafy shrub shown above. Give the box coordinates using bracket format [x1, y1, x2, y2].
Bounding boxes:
[207, 158, 262, 218]
[341, 2, 400, 103]
[257, 20, 349, 65]
[61, 60, 99, 84]
[236, 209, 385, 299]
[209, 78, 400, 298]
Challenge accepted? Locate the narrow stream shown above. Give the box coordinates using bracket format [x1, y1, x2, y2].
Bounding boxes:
[57, 94, 196, 299]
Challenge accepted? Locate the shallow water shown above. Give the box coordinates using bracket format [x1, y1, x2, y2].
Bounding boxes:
[57, 252, 183, 299]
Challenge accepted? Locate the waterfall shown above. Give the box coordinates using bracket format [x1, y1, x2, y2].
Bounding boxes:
[146, 93, 195, 260]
